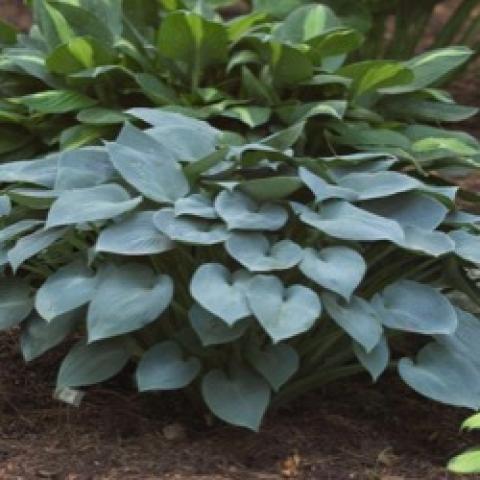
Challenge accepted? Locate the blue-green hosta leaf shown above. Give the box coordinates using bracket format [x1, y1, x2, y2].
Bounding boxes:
[202, 365, 271, 431]
[0, 220, 43, 243]
[353, 335, 389, 381]
[337, 171, 421, 200]
[362, 192, 448, 230]
[297, 201, 404, 243]
[246, 343, 299, 391]
[398, 226, 455, 257]
[190, 263, 251, 326]
[436, 308, 480, 368]
[96, 211, 173, 256]
[154, 208, 229, 245]
[8, 228, 67, 272]
[46, 184, 142, 228]
[299, 167, 358, 203]
[12, 90, 97, 114]
[373, 280, 457, 335]
[323, 293, 382, 352]
[0, 154, 58, 188]
[450, 230, 480, 264]
[55, 147, 115, 190]
[300, 247, 366, 300]
[35, 260, 97, 321]
[215, 190, 288, 231]
[57, 338, 130, 389]
[445, 211, 480, 227]
[189, 303, 250, 346]
[0, 278, 33, 330]
[136, 341, 201, 391]
[272, 4, 340, 43]
[174, 194, 218, 219]
[384, 47, 473, 94]
[87, 263, 173, 342]
[246, 275, 321, 343]
[0, 196, 11, 216]
[226, 233, 303, 272]
[106, 134, 189, 203]
[398, 342, 480, 409]
[238, 177, 303, 202]
[21, 311, 78, 362]
[157, 11, 228, 80]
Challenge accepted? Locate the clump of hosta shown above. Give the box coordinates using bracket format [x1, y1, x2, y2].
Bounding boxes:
[0, 107, 479, 430]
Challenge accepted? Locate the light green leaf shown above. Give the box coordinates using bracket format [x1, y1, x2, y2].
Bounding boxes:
[448, 449, 480, 474]
[202, 365, 271, 431]
[246, 275, 321, 343]
[136, 341, 201, 391]
[87, 263, 173, 342]
[221, 106, 271, 128]
[11, 90, 97, 114]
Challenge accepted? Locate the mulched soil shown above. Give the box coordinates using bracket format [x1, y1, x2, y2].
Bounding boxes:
[1, 1, 480, 479]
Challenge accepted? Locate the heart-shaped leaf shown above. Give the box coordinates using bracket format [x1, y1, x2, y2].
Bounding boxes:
[189, 303, 249, 346]
[201, 365, 271, 431]
[399, 342, 480, 409]
[246, 275, 321, 342]
[297, 200, 404, 243]
[96, 211, 173, 256]
[226, 233, 303, 272]
[35, 260, 97, 321]
[323, 293, 383, 352]
[373, 280, 458, 335]
[136, 341, 201, 391]
[174, 194, 218, 219]
[0, 278, 33, 330]
[190, 263, 251, 326]
[57, 338, 130, 389]
[87, 263, 173, 342]
[300, 246, 366, 300]
[215, 190, 288, 231]
[247, 343, 299, 391]
[353, 335, 389, 381]
[154, 208, 229, 245]
[450, 230, 480, 263]
[21, 311, 78, 362]
[46, 184, 142, 228]
[398, 226, 455, 257]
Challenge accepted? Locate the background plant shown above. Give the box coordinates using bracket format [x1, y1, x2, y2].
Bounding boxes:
[449, 413, 480, 474]
[0, 1, 479, 431]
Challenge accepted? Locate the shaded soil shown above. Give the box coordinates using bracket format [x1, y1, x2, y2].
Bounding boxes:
[0, 332, 477, 480]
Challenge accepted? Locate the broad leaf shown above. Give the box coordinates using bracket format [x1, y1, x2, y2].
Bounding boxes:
[353, 335, 389, 381]
[0, 278, 33, 330]
[174, 194, 218, 219]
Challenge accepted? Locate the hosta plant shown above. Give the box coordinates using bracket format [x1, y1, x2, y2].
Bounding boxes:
[0, 0, 478, 164]
[0, 2, 479, 431]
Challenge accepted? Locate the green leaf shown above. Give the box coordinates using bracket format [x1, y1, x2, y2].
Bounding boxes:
[239, 177, 303, 202]
[0, 20, 17, 45]
[268, 41, 313, 88]
[323, 293, 382, 352]
[215, 190, 288, 231]
[373, 280, 458, 335]
[96, 211, 174, 256]
[21, 311, 78, 362]
[157, 11, 228, 86]
[11, 90, 97, 114]
[46, 184, 142, 228]
[154, 208, 229, 245]
[134, 73, 179, 105]
[77, 108, 129, 125]
[202, 365, 271, 431]
[353, 335, 389, 381]
[226, 232, 302, 273]
[412, 137, 478, 156]
[35, 260, 97, 321]
[448, 449, 480, 474]
[0, 278, 33, 330]
[221, 106, 271, 128]
[300, 247, 366, 301]
[277, 100, 347, 124]
[190, 263, 251, 326]
[136, 341, 201, 391]
[399, 342, 480, 409]
[247, 343, 299, 391]
[246, 275, 321, 343]
[57, 338, 130, 389]
[462, 413, 480, 431]
[252, 0, 304, 19]
[87, 263, 173, 342]
[32, 0, 74, 50]
[189, 303, 249, 346]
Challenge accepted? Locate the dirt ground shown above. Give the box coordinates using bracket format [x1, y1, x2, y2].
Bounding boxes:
[1, 1, 480, 479]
